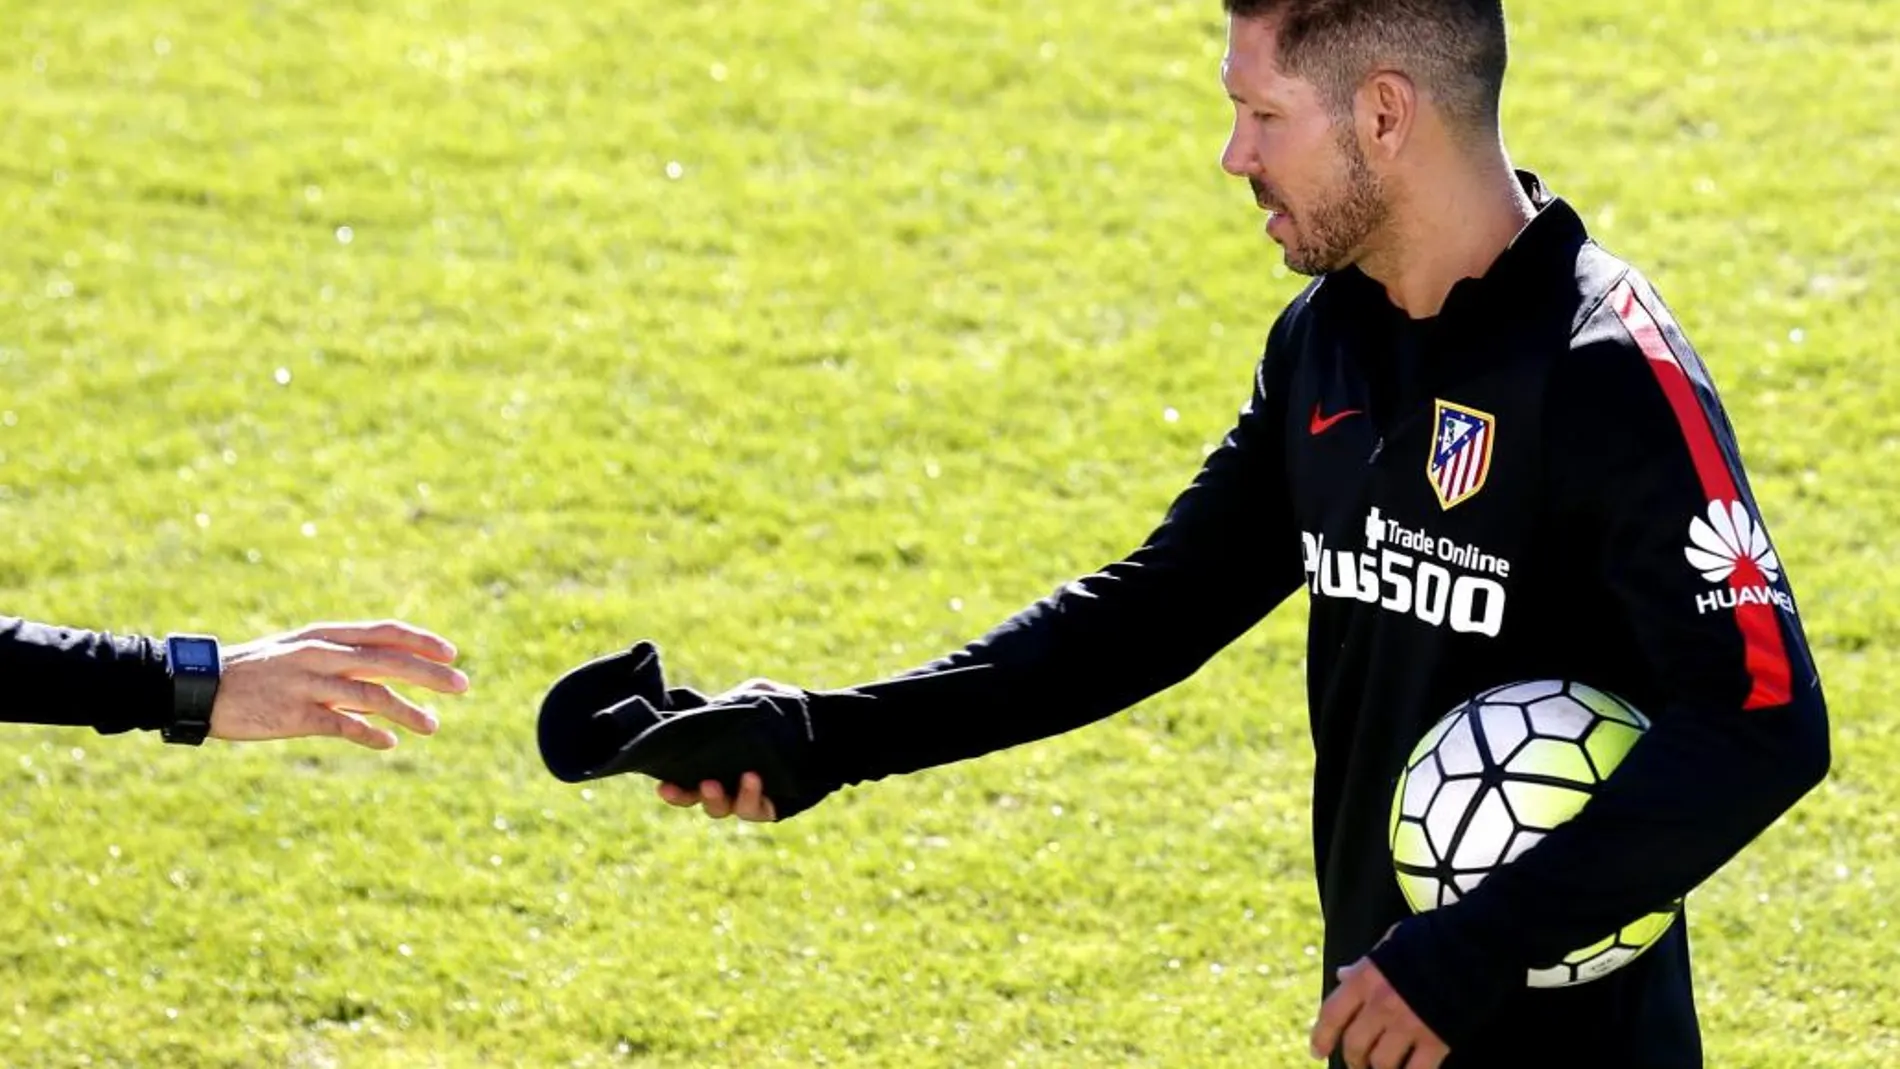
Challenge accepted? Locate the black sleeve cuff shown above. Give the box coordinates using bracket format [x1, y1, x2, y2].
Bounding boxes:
[0, 617, 172, 734]
[1367, 912, 1522, 1051]
[93, 632, 172, 735]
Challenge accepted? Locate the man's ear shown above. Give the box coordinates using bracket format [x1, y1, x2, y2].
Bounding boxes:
[1356, 69, 1418, 162]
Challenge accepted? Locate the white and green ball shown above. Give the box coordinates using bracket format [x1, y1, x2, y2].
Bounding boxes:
[1388, 679, 1681, 988]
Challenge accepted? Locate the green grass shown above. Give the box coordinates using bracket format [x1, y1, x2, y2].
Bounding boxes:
[0, 0, 1895, 1064]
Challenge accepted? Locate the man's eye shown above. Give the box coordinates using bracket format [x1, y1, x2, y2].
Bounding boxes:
[1253, 111, 1275, 122]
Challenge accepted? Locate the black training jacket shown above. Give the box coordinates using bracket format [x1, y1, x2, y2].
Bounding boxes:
[803, 171, 1829, 1068]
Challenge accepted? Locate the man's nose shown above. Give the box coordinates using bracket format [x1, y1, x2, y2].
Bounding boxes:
[1220, 120, 1255, 178]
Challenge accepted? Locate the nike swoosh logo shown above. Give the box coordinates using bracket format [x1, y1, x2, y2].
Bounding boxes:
[1309, 402, 1363, 435]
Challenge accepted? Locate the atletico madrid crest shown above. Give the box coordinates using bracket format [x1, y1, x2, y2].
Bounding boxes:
[1428, 399, 1496, 509]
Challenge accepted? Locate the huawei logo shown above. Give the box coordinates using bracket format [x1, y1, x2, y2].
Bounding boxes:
[1685, 500, 1781, 584]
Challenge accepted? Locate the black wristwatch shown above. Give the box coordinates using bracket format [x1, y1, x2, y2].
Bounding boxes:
[161, 633, 222, 746]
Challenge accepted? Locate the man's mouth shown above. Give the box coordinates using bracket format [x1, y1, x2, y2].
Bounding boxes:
[1249, 181, 1287, 216]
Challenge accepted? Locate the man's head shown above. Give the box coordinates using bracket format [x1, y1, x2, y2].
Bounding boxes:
[1219, 0, 1508, 276]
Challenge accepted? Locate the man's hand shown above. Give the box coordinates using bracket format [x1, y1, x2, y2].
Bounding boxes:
[657, 683, 798, 824]
[653, 677, 794, 821]
[208, 620, 468, 750]
[1310, 957, 1449, 1069]
[657, 770, 777, 821]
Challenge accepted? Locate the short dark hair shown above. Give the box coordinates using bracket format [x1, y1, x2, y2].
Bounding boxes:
[1223, 0, 1507, 137]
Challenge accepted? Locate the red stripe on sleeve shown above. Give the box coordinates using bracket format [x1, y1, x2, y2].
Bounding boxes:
[1610, 280, 1793, 710]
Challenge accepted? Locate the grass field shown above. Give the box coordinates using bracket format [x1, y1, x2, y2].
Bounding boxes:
[1, 0, 1896, 1065]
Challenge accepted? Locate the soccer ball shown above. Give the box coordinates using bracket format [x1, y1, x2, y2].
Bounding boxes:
[1387, 679, 1681, 988]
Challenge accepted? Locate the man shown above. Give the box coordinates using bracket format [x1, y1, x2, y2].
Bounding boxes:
[545, 2, 1829, 1066]
[3, 616, 466, 749]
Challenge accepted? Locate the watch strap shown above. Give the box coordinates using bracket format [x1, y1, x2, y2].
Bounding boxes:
[161, 634, 221, 746]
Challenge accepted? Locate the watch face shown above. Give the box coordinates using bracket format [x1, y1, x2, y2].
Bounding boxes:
[172, 640, 219, 670]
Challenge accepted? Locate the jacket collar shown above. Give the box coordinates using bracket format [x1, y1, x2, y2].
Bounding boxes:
[1319, 169, 1589, 333]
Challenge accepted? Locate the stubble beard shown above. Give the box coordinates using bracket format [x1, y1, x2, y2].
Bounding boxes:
[1278, 129, 1390, 277]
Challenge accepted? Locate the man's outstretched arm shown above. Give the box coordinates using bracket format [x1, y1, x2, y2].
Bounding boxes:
[803, 338, 1310, 795]
[647, 311, 1317, 818]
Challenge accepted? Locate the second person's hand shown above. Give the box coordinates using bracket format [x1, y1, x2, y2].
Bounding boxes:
[208, 619, 469, 750]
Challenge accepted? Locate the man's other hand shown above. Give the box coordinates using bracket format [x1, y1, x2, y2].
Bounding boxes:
[1310, 956, 1449, 1069]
